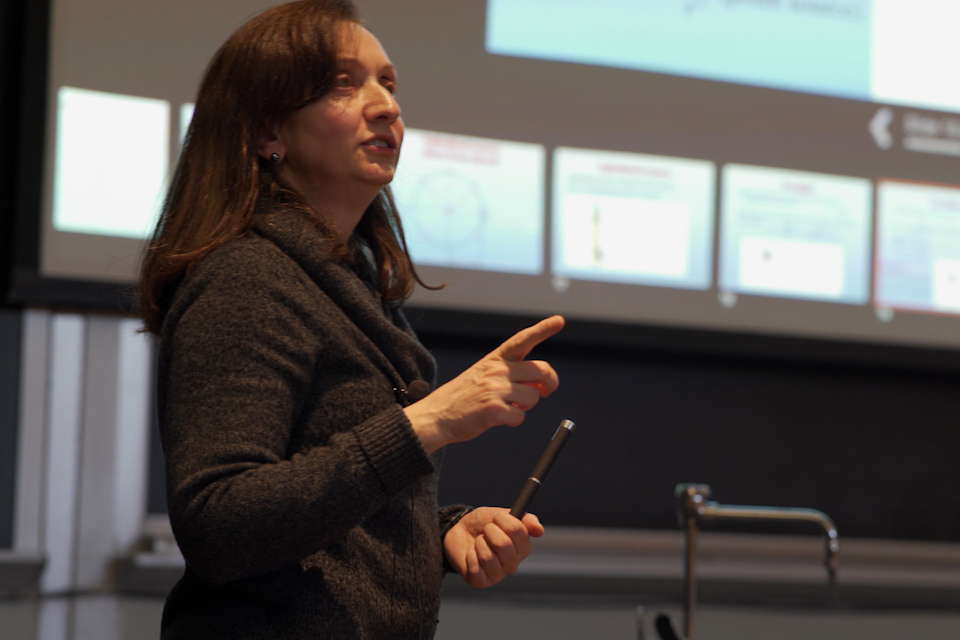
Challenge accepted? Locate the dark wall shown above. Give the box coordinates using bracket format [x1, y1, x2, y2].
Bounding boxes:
[429, 328, 960, 542]
[147, 398, 167, 515]
[0, 0, 29, 550]
[141, 316, 960, 542]
[0, 309, 22, 548]
[0, 0, 24, 294]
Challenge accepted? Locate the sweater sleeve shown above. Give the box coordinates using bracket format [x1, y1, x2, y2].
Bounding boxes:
[158, 241, 436, 585]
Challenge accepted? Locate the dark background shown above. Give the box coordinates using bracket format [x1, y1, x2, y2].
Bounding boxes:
[424, 316, 960, 541]
[133, 304, 960, 542]
[0, 0, 29, 551]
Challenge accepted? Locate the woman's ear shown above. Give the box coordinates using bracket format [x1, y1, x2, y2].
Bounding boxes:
[256, 122, 284, 161]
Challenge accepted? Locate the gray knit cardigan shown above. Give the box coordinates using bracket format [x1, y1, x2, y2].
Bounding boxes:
[157, 208, 461, 639]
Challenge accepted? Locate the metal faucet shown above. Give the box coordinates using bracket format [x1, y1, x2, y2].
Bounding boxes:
[674, 484, 839, 639]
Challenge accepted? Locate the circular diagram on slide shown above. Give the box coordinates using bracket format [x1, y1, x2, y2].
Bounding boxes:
[407, 169, 488, 251]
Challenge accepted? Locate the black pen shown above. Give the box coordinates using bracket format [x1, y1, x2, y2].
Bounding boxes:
[510, 419, 576, 519]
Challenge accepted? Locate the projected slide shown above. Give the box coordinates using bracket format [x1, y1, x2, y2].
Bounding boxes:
[53, 87, 169, 239]
[488, 1, 960, 114]
[488, 0, 871, 102]
[875, 180, 960, 314]
[552, 147, 715, 289]
[391, 129, 545, 274]
[718, 165, 873, 303]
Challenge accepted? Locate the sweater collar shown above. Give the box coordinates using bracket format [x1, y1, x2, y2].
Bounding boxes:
[251, 208, 437, 388]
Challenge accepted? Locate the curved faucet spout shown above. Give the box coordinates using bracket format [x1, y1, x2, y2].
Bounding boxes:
[698, 502, 839, 587]
[673, 483, 839, 639]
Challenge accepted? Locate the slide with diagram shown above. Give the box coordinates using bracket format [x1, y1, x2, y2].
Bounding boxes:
[875, 180, 960, 314]
[390, 129, 545, 274]
[718, 164, 873, 303]
[551, 146, 715, 289]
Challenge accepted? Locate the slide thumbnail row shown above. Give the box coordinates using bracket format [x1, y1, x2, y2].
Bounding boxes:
[50, 87, 960, 317]
[391, 129, 960, 316]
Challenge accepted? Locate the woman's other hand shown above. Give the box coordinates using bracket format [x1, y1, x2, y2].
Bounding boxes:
[442, 507, 545, 588]
[404, 315, 564, 453]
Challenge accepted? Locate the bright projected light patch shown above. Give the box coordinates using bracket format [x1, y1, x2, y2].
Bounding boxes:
[871, 1, 960, 113]
[875, 180, 960, 315]
[552, 147, 715, 289]
[719, 164, 872, 303]
[53, 87, 169, 239]
[391, 129, 545, 275]
[738, 237, 845, 298]
[180, 103, 195, 143]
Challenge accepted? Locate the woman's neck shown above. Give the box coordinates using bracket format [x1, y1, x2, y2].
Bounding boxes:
[300, 187, 380, 245]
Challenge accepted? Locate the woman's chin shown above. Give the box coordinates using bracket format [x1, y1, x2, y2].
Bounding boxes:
[363, 166, 398, 187]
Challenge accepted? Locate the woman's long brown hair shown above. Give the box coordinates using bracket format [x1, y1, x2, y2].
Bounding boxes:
[138, 0, 435, 335]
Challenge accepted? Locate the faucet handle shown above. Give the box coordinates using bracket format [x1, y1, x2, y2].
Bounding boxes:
[674, 483, 712, 528]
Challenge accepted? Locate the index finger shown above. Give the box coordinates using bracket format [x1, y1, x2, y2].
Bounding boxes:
[495, 315, 565, 362]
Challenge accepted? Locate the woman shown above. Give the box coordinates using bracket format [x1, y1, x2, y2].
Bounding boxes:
[137, 1, 563, 638]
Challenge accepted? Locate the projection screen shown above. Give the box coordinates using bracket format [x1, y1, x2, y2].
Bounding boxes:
[23, 0, 960, 359]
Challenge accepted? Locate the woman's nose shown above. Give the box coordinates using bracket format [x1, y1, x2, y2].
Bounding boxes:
[364, 83, 400, 122]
